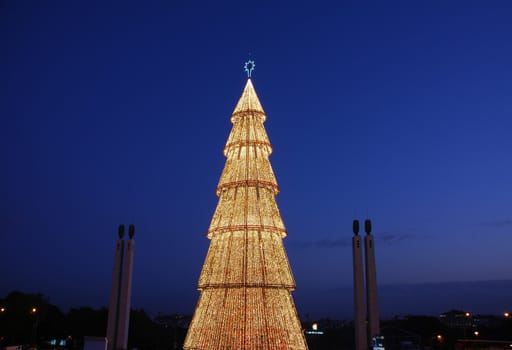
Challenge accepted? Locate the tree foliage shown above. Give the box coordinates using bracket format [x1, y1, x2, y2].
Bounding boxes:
[0, 292, 184, 350]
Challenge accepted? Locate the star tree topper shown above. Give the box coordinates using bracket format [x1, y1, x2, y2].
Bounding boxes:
[244, 60, 255, 77]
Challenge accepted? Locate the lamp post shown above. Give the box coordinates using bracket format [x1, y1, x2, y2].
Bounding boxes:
[433, 330, 448, 350]
[0, 307, 5, 349]
[30, 307, 39, 348]
[436, 334, 444, 350]
[463, 311, 471, 338]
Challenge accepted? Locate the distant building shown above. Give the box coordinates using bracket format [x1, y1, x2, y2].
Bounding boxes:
[379, 326, 421, 350]
[455, 339, 512, 350]
[439, 310, 474, 329]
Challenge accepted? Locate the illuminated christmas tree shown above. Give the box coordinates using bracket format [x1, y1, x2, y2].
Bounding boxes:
[184, 62, 308, 350]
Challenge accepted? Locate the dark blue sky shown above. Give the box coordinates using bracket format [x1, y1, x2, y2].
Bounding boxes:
[1, 1, 511, 319]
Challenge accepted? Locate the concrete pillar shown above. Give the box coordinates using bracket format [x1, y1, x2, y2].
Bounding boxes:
[352, 223, 367, 350]
[106, 225, 135, 350]
[364, 220, 380, 342]
[116, 229, 135, 350]
[106, 234, 124, 350]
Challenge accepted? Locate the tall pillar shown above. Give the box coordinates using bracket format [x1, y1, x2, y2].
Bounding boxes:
[106, 225, 135, 350]
[352, 220, 367, 350]
[364, 219, 380, 342]
[106, 226, 125, 350]
[116, 225, 135, 350]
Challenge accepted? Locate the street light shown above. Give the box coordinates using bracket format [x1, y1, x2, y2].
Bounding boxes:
[30, 307, 39, 347]
[434, 332, 447, 350]
[504, 312, 510, 318]
[0, 307, 5, 348]
[462, 311, 472, 338]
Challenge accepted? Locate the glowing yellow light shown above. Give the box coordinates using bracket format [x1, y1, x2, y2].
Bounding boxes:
[312, 323, 318, 331]
[465, 312, 471, 317]
[436, 335, 443, 341]
[505, 312, 510, 318]
[184, 79, 308, 349]
[31, 307, 37, 314]
[0, 307, 5, 312]
[474, 331, 479, 337]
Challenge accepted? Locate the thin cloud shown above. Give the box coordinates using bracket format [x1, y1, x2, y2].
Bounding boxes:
[288, 232, 419, 249]
[477, 219, 512, 228]
[377, 232, 418, 244]
[288, 238, 351, 249]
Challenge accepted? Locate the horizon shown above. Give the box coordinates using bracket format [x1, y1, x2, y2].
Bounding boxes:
[4, 279, 510, 321]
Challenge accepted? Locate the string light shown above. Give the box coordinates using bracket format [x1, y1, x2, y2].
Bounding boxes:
[184, 78, 308, 349]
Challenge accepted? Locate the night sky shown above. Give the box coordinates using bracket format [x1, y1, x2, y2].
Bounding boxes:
[2, 1, 511, 320]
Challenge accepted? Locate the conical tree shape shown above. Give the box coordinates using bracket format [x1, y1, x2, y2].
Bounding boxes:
[184, 78, 308, 350]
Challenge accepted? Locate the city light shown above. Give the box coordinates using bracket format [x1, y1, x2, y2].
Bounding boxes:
[305, 323, 324, 336]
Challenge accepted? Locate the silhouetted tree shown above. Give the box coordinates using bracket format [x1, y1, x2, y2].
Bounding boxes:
[66, 307, 108, 338]
[0, 291, 54, 346]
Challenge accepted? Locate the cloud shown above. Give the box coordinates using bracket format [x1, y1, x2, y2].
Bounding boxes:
[288, 238, 351, 248]
[377, 232, 418, 244]
[288, 232, 419, 248]
[477, 219, 512, 228]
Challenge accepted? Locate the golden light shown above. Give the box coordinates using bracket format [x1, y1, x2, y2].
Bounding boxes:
[312, 323, 318, 331]
[0, 307, 5, 313]
[465, 312, 471, 317]
[436, 334, 443, 341]
[183, 78, 308, 349]
[31, 307, 37, 314]
[504, 312, 510, 318]
[474, 331, 479, 337]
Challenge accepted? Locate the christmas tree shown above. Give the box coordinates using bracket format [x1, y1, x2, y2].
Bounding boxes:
[184, 63, 308, 350]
